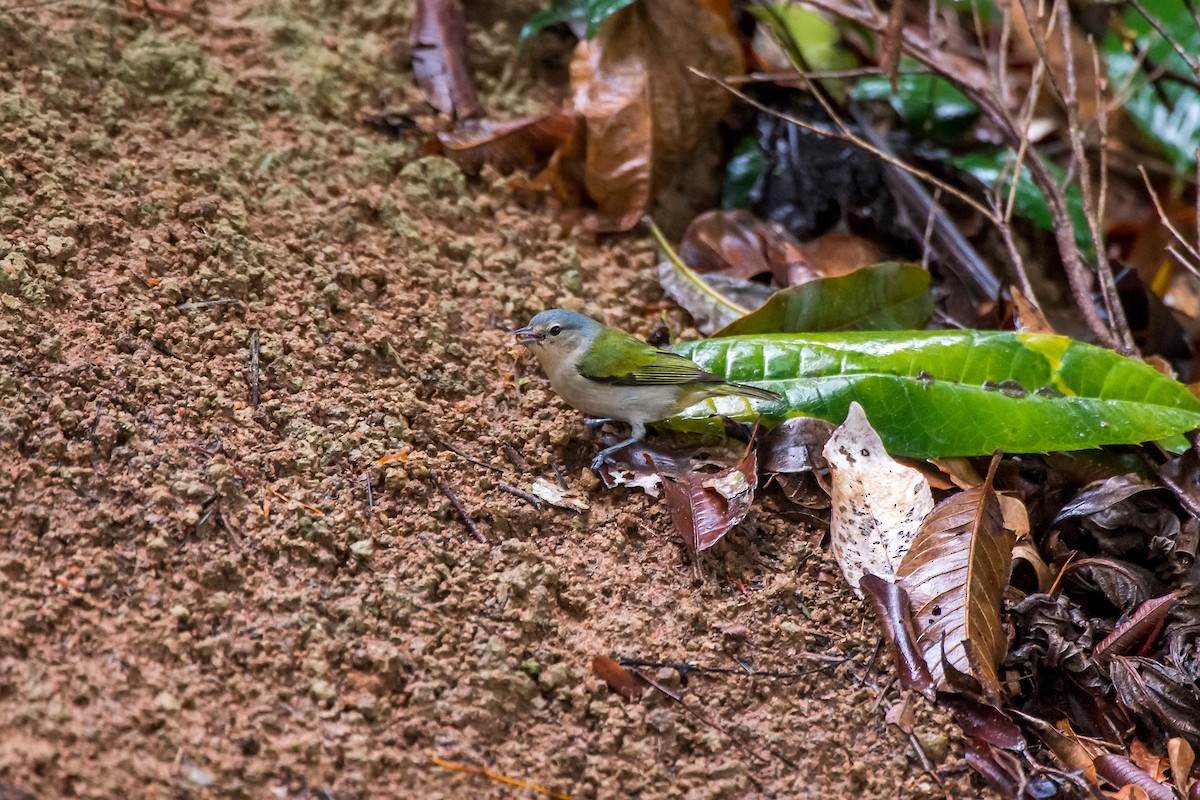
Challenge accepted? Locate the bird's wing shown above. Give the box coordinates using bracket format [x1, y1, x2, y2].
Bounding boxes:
[576, 327, 720, 386]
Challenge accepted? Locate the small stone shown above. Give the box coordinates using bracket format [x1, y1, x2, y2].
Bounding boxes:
[186, 764, 214, 786]
[350, 539, 374, 558]
[916, 729, 950, 764]
[169, 604, 190, 621]
[155, 690, 180, 712]
[310, 679, 337, 701]
[540, 663, 571, 691]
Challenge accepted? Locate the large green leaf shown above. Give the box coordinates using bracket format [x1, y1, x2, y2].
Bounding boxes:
[520, 0, 639, 41]
[1103, 0, 1200, 173]
[949, 151, 1094, 258]
[667, 331, 1200, 457]
[852, 68, 979, 140]
[713, 262, 933, 335]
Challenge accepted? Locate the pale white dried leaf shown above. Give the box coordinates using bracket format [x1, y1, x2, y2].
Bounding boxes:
[823, 402, 934, 596]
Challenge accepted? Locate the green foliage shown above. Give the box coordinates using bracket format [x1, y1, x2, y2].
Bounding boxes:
[1103, 0, 1200, 172]
[852, 69, 979, 140]
[722, 136, 769, 210]
[949, 151, 1094, 258]
[749, 4, 856, 73]
[669, 331, 1200, 457]
[714, 263, 933, 335]
[520, 0, 639, 41]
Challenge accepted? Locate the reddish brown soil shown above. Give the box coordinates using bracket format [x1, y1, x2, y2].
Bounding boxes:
[0, 1, 978, 797]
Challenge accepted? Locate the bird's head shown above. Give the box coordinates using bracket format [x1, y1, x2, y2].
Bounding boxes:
[513, 309, 602, 368]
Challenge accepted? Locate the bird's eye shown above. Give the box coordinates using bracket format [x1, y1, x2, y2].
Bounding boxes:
[548, 325, 562, 336]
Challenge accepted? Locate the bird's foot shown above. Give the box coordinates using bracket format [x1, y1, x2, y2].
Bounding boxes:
[589, 453, 614, 475]
[584, 418, 614, 431]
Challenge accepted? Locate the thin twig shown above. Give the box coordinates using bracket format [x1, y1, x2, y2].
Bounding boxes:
[497, 481, 542, 508]
[1139, 166, 1200, 272]
[364, 471, 374, 511]
[909, 732, 953, 800]
[437, 439, 504, 473]
[795, 0, 1118, 347]
[248, 329, 261, 407]
[431, 471, 487, 543]
[693, 69, 999, 222]
[1128, 0, 1200, 76]
[429, 756, 570, 800]
[619, 654, 852, 681]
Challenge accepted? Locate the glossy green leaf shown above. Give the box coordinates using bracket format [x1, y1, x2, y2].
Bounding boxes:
[949, 151, 1094, 258]
[520, 0, 639, 41]
[852, 68, 979, 140]
[714, 262, 933, 335]
[1102, 0, 1200, 172]
[667, 331, 1200, 457]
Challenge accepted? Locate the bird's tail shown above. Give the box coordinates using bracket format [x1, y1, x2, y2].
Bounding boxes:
[712, 381, 782, 403]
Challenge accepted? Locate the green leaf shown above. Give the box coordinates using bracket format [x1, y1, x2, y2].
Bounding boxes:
[520, 0, 640, 41]
[949, 151, 1094, 259]
[667, 331, 1200, 457]
[749, 4, 857, 73]
[714, 262, 933, 335]
[722, 135, 769, 210]
[1102, 0, 1200, 173]
[852, 69, 979, 140]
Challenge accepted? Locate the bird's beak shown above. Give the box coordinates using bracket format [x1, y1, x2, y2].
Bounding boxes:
[513, 326, 544, 346]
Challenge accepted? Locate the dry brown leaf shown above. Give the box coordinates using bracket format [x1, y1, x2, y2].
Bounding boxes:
[564, 0, 743, 231]
[410, 0, 480, 118]
[677, 209, 804, 282]
[1010, 284, 1056, 334]
[1167, 737, 1194, 797]
[438, 110, 577, 175]
[657, 440, 757, 556]
[824, 402, 933, 595]
[591, 655, 644, 701]
[896, 459, 1015, 702]
[1019, 715, 1099, 784]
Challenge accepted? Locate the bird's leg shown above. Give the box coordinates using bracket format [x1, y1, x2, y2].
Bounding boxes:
[589, 422, 647, 474]
[583, 417, 615, 431]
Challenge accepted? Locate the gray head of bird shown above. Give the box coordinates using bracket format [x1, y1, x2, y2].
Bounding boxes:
[513, 309, 602, 368]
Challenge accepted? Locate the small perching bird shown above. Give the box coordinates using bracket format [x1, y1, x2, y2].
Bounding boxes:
[513, 309, 782, 471]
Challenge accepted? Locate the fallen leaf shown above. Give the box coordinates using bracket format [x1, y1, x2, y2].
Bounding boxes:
[410, 0, 480, 118]
[824, 402, 934, 595]
[1016, 712, 1098, 783]
[1063, 557, 1160, 614]
[564, 0, 743, 230]
[1010, 284, 1056, 334]
[860, 574, 936, 699]
[1131, 739, 1170, 783]
[1094, 753, 1177, 800]
[1011, 540, 1055, 594]
[1094, 592, 1181, 664]
[1168, 737, 1194, 798]
[677, 208, 801, 282]
[1110, 656, 1200, 744]
[530, 477, 590, 512]
[938, 693, 1024, 750]
[657, 439, 758, 555]
[760, 416, 834, 474]
[591, 654, 645, 700]
[896, 455, 1014, 701]
[438, 110, 577, 175]
[884, 695, 915, 734]
[1006, 592, 1106, 691]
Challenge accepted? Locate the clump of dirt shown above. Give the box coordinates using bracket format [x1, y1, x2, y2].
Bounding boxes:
[0, 2, 974, 798]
